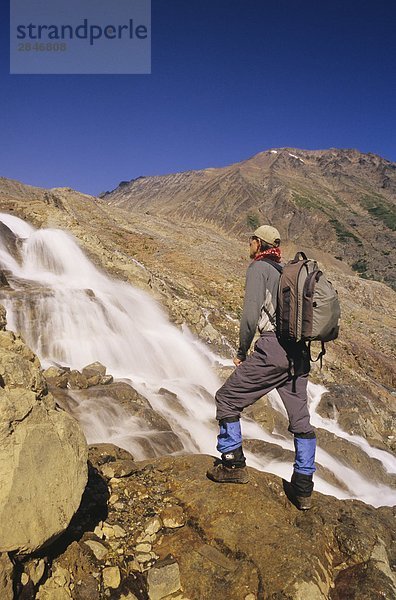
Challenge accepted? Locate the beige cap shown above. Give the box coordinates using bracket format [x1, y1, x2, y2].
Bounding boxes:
[254, 225, 281, 245]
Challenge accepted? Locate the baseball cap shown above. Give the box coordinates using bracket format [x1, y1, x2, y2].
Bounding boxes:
[253, 225, 281, 245]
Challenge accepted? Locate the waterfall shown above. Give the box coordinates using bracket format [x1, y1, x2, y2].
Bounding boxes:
[0, 213, 395, 508]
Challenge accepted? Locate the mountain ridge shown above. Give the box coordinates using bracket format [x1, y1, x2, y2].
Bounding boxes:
[103, 147, 396, 289]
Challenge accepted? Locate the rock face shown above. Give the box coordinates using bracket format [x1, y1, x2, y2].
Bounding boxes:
[104, 148, 396, 290]
[0, 307, 88, 554]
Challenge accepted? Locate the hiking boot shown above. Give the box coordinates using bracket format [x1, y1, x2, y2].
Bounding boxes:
[283, 479, 313, 510]
[295, 495, 312, 511]
[207, 463, 249, 484]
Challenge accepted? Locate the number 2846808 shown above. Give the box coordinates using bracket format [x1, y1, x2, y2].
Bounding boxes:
[18, 42, 67, 52]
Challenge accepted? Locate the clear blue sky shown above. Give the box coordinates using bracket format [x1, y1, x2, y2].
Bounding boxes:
[1, 1, 395, 195]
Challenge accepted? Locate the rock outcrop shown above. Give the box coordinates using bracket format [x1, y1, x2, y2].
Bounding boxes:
[16, 450, 396, 600]
[0, 306, 88, 554]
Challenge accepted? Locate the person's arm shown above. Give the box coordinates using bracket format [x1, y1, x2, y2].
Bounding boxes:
[236, 262, 266, 361]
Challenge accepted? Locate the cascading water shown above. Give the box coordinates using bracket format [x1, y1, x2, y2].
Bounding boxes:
[0, 213, 395, 508]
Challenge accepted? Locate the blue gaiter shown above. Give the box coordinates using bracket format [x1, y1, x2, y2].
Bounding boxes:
[294, 435, 316, 475]
[216, 419, 242, 454]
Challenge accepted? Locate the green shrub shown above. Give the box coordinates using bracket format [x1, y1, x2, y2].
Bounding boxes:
[246, 213, 260, 230]
[352, 259, 368, 273]
[329, 219, 362, 245]
[360, 195, 396, 231]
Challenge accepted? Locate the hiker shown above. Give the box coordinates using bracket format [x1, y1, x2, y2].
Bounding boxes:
[207, 225, 316, 510]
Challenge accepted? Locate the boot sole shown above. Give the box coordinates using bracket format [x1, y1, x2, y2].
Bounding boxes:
[206, 470, 249, 484]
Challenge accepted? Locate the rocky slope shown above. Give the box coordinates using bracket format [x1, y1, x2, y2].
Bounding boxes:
[103, 148, 396, 289]
[0, 170, 395, 599]
[0, 175, 394, 453]
[9, 449, 396, 600]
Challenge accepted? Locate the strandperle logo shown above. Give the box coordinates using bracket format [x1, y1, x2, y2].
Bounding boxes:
[10, 0, 151, 74]
[16, 18, 148, 46]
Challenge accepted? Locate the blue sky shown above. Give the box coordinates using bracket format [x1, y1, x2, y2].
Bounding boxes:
[1, 1, 395, 195]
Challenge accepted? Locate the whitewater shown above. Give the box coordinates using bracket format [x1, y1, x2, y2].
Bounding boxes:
[0, 213, 395, 508]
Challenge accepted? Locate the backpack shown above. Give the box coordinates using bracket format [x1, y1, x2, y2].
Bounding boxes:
[263, 252, 341, 365]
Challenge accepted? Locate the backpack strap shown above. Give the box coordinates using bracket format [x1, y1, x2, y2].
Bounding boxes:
[259, 257, 283, 274]
[293, 251, 308, 262]
[308, 341, 326, 369]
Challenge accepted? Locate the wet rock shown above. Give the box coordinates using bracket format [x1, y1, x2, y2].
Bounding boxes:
[83, 382, 152, 408]
[0, 553, 14, 600]
[85, 373, 102, 386]
[316, 428, 396, 488]
[82, 361, 107, 378]
[88, 443, 140, 480]
[147, 559, 181, 600]
[43, 366, 67, 379]
[43, 366, 70, 389]
[0, 271, 10, 288]
[245, 394, 288, 436]
[66, 370, 89, 390]
[319, 383, 396, 449]
[0, 222, 19, 261]
[61, 385, 185, 457]
[82, 362, 109, 387]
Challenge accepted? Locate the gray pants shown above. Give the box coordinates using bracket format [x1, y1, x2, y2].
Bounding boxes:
[216, 332, 314, 435]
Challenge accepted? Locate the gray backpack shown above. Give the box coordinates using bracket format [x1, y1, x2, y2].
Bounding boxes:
[273, 252, 341, 364]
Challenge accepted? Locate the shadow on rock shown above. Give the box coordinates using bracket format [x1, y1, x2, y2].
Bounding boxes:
[39, 461, 109, 560]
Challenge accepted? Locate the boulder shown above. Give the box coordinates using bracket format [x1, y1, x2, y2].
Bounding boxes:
[0, 388, 88, 553]
[0, 315, 88, 554]
[82, 361, 107, 378]
[66, 370, 89, 390]
[43, 366, 70, 389]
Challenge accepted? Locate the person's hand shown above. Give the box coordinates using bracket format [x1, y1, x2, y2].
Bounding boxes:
[233, 357, 243, 367]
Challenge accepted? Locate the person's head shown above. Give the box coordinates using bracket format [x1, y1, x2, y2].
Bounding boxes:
[249, 225, 281, 259]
